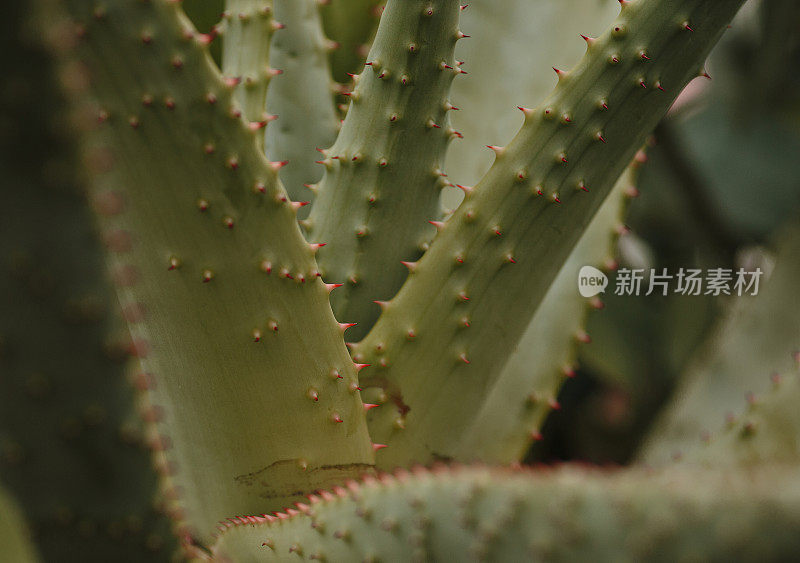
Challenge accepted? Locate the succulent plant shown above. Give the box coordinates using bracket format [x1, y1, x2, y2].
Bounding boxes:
[4, 0, 800, 560]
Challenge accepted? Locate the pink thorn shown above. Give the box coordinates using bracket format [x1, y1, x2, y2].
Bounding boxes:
[331, 413, 344, 423]
[270, 160, 289, 170]
[364, 403, 379, 412]
[309, 243, 326, 252]
[249, 121, 267, 131]
[455, 184, 473, 195]
[196, 30, 218, 45]
[401, 261, 417, 272]
[459, 353, 470, 364]
[372, 443, 388, 451]
[224, 76, 241, 87]
[354, 363, 371, 372]
[290, 201, 310, 210]
[429, 220, 445, 230]
[552, 67, 565, 76]
[339, 322, 357, 333]
[530, 431, 543, 441]
[548, 398, 561, 410]
[325, 283, 343, 293]
[373, 300, 389, 309]
[580, 34, 596, 45]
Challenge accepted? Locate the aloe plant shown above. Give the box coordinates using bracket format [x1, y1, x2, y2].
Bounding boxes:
[6, 0, 800, 560]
